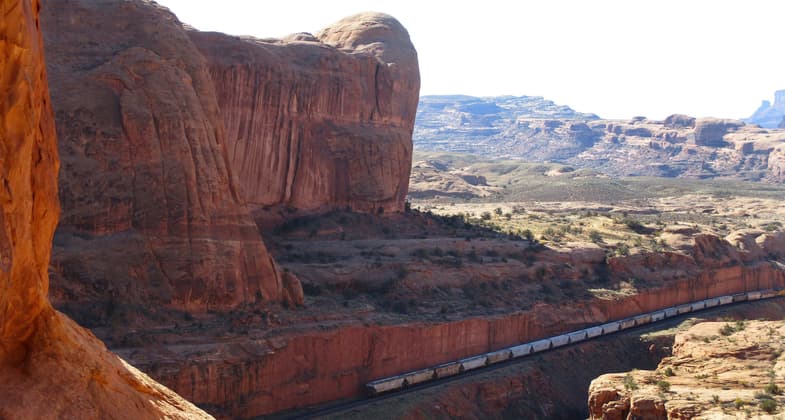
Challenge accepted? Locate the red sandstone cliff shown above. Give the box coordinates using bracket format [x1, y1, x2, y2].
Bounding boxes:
[190, 12, 420, 214]
[0, 1, 210, 417]
[40, 0, 286, 315]
[126, 235, 785, 417]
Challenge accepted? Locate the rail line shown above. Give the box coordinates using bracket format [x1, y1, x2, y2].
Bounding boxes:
[280, 287, 785, 419]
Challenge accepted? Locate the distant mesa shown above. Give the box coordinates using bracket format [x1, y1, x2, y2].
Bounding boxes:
[746, 89, 785, 128]
[415, 95, 785, 183]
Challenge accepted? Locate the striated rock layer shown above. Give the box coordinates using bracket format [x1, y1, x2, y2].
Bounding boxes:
[41, 0, 284, 316]
[190, 12, 420, 214]
[589, 321, 785, 419]
[0, 0, 210, 417]
[127, 235, 785, 417]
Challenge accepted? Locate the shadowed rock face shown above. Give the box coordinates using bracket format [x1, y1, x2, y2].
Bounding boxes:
[0, 1, 210, 417]
[190, 12, 420, 214]
[41, 0, 284, 315]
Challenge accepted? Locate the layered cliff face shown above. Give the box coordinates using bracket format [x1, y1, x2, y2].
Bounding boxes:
[0, 1, 210, 417]
[415, 96, 785, 183]
[589, 321, 785, 419]
[41, 0, 284, 316]
[190, 12, 420, 214]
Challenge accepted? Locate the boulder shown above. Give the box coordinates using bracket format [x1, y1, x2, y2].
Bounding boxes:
[663, 114, 696, 128]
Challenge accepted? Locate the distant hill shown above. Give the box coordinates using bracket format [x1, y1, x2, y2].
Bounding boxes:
[745, 90, 785, 128]
[414, 95, 785, 183]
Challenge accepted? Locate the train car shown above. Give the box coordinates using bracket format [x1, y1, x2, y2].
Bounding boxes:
[485, 349, 512, 365]
[761, 289, 777, 299]
[404, 368, 435, 386]
[747, 291, 762, 301]
[718, 295, 734, 305]
[550, 334, 570, 348]
[651, 311, 666, 322]
[510, 343, 533, 358]
[633, 314, 652, 326]
[619, 318, 636, 330]
[366, 375, 406, 396]
[690, 301, 706, 311]
[600, 321, 621, 334]
[704, 297, 720, 308]
[434, 361, 461, 378]
[531, 339, 551, 353]
[586, 326, 603, 338]
[664, 307, 678, 317]
[459, 355, 488, 372]
[732, 292, 748, 303]
[568, 330, 588, 344]
[676, 303, 693, 315]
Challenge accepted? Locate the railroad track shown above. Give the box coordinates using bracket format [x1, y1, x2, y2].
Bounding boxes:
[278, 287, 785, 419]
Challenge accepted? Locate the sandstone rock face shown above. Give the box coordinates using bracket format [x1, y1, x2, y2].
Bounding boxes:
[1, 0, 60, 364]
[589, 321, 785, 419]
[693, 117, 743, 147]
[190, 12, 420, 214]
[41, 0, 284, 316]
[0, 1, 210, 417]
[416, 98, 785, 183]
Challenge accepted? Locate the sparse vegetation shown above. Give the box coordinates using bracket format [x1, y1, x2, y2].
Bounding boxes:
[623, 374, 639, 391]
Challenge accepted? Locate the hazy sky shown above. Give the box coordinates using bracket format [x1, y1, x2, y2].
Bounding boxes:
[157, 0, 784, 120]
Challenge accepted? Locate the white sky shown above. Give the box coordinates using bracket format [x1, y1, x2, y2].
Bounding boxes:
[157, 0, 784, 120]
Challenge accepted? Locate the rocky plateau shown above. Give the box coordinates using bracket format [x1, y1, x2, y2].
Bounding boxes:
[589, 320, 785, 419]
[415, 95, 785, 183]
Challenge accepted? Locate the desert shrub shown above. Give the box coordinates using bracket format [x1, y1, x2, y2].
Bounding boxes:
[765, 382, 782, 395]
[663, 367, 674, 377]
[760, 398, 778, 413]
[481, 211, 492, 221]
[623, 374, 638, 391]
[589, 230, 602, 243]
[720, 323, 736, 336]
[656, 380, 671, 392]
[734, 398, 745, 409]
[494, 207, 503, 216]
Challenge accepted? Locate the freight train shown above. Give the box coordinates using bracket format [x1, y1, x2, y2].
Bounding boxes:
[365, 288, 781, 395]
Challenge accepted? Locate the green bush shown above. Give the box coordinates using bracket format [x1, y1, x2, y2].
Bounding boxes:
[623, 374, 638, 391]
[760, 398, 778, 414]
[656, 380, 671, 392]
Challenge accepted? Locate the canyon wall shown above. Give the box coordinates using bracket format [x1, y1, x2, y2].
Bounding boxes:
[0, 0, 210, 417]
[190, 12, 420, 214]
[41, 0, 285, 316]
[127, 239, 785, 417]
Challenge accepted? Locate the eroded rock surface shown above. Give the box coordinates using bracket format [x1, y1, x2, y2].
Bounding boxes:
[415, 96, 785, 183]
[589, 321, 785, 419]
[190, 12, 420, 214]
[0, 1, 210, 417]
[41, 0, 284, 317]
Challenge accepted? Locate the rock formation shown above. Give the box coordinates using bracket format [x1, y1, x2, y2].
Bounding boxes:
[416, 98, 785, 182]
[589, 321, 785, 419]
[692, 117, 742, 147]
[747, 89, 785, 128]
[190, 12, 420, 214]
[41, 0, 285, 318]
[0, 0, 210, 417]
